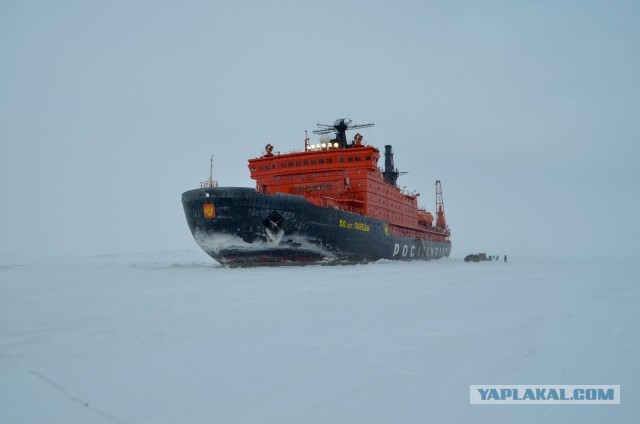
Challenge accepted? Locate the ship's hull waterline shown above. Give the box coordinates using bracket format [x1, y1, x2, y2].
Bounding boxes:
[182, 187, 451, 267]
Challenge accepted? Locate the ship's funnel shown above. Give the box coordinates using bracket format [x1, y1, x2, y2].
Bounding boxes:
[383, 145, 399, 185]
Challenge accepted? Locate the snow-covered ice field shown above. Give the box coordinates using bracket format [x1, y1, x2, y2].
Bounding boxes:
[1, 252, 638, 423]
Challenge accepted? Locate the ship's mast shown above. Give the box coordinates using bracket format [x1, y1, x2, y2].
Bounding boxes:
[313, 118, 373, 148]
[208, 155, 214, 187]
[200, 155, 218, 188]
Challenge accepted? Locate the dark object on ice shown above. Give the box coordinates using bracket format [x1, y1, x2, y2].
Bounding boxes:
[464, 253, 494, 263]
[504, 255, 508, 263]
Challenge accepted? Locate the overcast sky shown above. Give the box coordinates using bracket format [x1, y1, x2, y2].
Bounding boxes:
[1, 0, 638, 258]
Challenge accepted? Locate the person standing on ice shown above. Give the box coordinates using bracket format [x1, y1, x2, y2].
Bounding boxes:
[504, 255, 507, 263]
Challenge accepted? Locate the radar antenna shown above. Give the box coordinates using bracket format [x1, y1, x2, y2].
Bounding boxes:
[313, 118, 373, 148]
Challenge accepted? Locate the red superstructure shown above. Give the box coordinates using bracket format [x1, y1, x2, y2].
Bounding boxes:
[248, 119, 450, 244]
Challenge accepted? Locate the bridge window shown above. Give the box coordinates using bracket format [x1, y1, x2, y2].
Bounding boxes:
[365, 155, 371, 160]
[289, 162, 294, 167]
[311, 159, 316, 164]
[304, 160, 309, 165]
[339, 157, 345, 162]
[281, 163, 286, 168]
[327, 158, 333, 163]
[348, 157, 353, 162]
[355, 156, 361, 161]
[296, 161, 301, 166]
[319, 159, 324, 164]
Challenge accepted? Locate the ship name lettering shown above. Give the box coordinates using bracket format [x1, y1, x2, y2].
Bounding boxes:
[338, 220, 370, 232]
[393, 244, 400, 256]
[354, 222, 370, 232]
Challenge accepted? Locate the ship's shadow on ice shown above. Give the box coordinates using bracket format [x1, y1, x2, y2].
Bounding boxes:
[126, 261, 222, 270]
[169, 261, 223, 269]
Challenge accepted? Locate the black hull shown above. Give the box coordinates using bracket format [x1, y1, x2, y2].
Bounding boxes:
[182, 187, 452, 267]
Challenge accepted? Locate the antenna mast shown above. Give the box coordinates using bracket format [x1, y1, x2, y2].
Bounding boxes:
[209, 155, 214, 186]
[313, 118, 374, 148]
[200, 155, 218, 188]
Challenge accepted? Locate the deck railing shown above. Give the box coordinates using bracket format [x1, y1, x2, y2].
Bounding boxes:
[200, 179, 219, 189]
